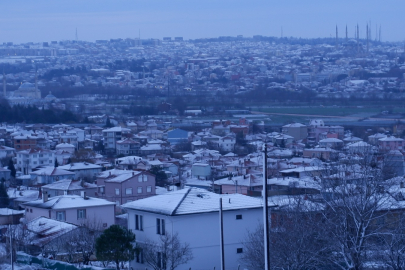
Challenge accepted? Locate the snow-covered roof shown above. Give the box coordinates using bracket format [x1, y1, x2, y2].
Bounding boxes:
[22, 195, 115, 209]
[27, 216, 78, 247]
[59, 162, 102, 171]
[0, 208, 25, 216]
[123, 187, 274, 216]
[30, 167, 75, 176]
[42, 179, 97, 190]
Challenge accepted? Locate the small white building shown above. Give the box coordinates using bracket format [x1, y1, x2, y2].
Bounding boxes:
[123, 187, 272, 270]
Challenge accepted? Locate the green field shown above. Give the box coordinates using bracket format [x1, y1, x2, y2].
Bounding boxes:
[253, 106, 405, 117]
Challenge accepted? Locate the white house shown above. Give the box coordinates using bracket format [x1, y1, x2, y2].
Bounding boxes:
[16, 149, 56, 174]
[58, 162, 103, 179]
[23, 193, 115, 228]
[123, 187, 272, 270]
[218, 136, 236, 152]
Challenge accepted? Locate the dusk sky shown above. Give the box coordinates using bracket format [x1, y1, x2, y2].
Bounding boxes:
[1, 0, 404, 43]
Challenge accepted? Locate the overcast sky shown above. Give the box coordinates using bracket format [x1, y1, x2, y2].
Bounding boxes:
[1, 0, 404, 43]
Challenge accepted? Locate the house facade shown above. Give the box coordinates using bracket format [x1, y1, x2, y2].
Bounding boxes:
[16, 149, 56, 174]
[23, 193, 115, 228]
[123, 188, 270, 270]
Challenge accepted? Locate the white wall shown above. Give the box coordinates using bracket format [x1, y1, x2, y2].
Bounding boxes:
[128, 207, 263, 270]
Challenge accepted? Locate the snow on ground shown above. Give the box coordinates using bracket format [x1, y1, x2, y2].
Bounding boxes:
[0, 263, 40, 270]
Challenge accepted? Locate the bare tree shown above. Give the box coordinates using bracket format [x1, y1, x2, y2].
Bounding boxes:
[141, 232, 193, 270]
[320, 150, 393, 270]
[240, 197, 328, 270]
[240, 223, 264, 270]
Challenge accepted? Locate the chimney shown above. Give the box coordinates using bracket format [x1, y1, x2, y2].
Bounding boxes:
[401, 182, 404, 189]
[132, 172, 135, 176]
[42, 191, 49, 203]
[81, 191, 87, 199]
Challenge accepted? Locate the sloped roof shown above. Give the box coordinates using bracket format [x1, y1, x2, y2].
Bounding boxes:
[123, 187, 274, 216]
[27, 216, 78, 247]
[23, 195, 115, 209]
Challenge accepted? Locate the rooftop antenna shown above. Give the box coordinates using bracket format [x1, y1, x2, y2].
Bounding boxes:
[281, 26, 283, 38]
[75, 28, 78, 41]
[379, 25, 381, 42]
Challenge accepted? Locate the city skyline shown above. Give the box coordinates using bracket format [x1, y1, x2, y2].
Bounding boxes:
[1, 0, 404, 43]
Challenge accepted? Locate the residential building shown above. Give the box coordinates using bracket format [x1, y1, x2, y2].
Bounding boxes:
[378, 136, 405, 153]
[97, 170, 156, 205]
[30, 167, 75, 185]
[167, 128, 189, 145]
[13, 135, 39, 150]
[23, 193, 115, 228]
[103, 127, 131, 152]
[41, 179, 98, 197]
[16, 149, 56, 174]
[116, 138, 140, 155]
[282, 123, 308, 141]
[58, 162, 103, 180]
[123, 187, 273, 270]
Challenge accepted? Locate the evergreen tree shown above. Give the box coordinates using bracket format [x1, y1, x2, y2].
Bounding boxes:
[95, 225, 136, 270]
[0, 182, 9, 208]
[7, 159, 16, 178]
[105, 117, 114, 128]
[67, 158, 72, 164]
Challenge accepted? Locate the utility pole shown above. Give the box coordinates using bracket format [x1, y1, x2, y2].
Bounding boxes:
[9, 224, 14, 270]
[263, 146, 270, 270]
[219, 198, 225, 270]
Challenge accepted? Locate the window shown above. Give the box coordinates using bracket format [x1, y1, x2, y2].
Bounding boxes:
[125, 188, 133, 195]
[100, 187, 105, 193]
[56, 211, 66, 221]
[115, 188, 120, 195]
[136, 249, 144, 264]
[156, 218, 165, 235]
[77, 209, 86, 219]
[135, 214, 143, 231]
[138, 187, 143, 193]
[143, 175, 148, 182]
[236, 214, 242, 220]
[147, 186, 152, 193]
[237, 248, 243, 253]
[49, 160, 52, 163]
[138, 176, 143, 183]
[157, 252, 166, 269]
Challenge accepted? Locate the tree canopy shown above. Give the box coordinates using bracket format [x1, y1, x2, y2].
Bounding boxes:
[95, 225, 136, 270]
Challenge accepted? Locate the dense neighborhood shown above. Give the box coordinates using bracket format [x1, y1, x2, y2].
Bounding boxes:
[1, 33, 405, 270]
